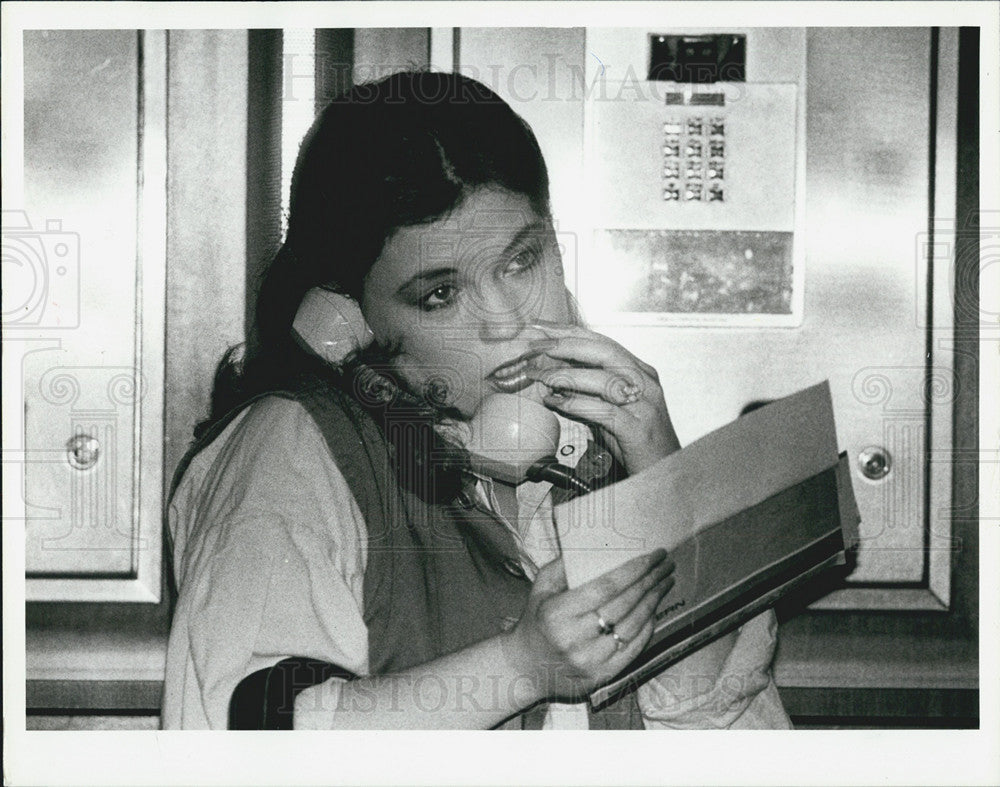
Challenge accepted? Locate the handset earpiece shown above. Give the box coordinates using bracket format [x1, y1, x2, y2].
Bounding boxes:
[292, 287, 375, 365]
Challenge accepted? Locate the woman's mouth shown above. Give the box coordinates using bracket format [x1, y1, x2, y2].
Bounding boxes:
[486, 352, 541, 394]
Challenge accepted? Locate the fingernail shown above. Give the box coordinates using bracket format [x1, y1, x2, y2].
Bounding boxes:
[623, 383, 640, 396]
[544, 390, 567, 402]
[529, 338, 558, 351]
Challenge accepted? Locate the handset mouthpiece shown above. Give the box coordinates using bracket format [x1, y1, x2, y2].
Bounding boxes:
[466, 394, 559, 484]
[466, 394, 592, 493]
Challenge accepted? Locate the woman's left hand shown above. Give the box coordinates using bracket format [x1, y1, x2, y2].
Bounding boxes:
[526, 322, 681, 475]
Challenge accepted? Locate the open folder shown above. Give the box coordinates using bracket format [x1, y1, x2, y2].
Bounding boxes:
[554, 381, 860, 709]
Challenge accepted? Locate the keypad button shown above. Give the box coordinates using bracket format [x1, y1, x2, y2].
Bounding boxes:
[663, 186, 680, 201]
[662, 142, 680, 157]
[687, 117, 703, 135]
[708, 163, 724, 179]
[710, 118, 725, 136]
[685, 183, 703, 201]
[685, 162, 703, 180]
[662, 161, 680, 179]
[708, 186, 724, 202]
[709, 141, 725, 158]
[663, 120, 683, 135]
[686, 140, 702, 157]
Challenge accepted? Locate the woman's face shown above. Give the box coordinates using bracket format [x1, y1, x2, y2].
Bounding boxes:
[361, 187, 572, 419]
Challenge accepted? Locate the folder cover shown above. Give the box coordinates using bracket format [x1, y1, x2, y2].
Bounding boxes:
[554, 381, 860, 708]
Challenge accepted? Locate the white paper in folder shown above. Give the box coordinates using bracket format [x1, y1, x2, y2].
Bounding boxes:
[555, 380, 842, 590]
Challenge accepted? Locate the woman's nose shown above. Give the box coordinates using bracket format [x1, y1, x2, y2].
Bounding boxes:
[476, 286, 531, 343]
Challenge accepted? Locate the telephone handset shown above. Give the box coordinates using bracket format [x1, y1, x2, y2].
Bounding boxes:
[292, 287, 591, 493]
[291, 287, 375, 365]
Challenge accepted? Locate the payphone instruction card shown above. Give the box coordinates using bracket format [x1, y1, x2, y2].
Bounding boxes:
[554, 380, 860, 707]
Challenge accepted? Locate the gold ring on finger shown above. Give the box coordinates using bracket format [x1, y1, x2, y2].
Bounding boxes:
[611, 631, 627, 651]
[595, 612, 615, 636]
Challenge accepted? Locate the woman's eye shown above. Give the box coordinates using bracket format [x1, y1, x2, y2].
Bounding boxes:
[419, 283, 457, 311]
[503, 246, 541, 276]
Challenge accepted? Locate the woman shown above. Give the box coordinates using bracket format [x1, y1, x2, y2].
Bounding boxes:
[161, 71, 790, 730]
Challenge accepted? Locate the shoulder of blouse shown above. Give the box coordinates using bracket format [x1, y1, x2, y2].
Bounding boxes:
[169, 394, 370, 583]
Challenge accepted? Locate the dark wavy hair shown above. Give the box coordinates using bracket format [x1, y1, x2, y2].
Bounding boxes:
[195, 70, 552, 501]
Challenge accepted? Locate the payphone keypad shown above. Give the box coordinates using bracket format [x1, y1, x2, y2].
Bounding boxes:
[662, 115, 726, 202]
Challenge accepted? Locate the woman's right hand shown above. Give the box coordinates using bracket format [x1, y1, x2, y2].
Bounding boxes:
[503, 549, 675, 702]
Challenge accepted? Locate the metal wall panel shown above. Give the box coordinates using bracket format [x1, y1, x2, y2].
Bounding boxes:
[17, 30, 166, 600]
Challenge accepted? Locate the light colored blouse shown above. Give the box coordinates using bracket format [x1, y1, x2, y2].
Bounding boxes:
[161, 395, 791, 730]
